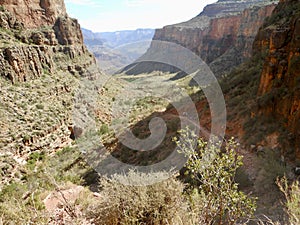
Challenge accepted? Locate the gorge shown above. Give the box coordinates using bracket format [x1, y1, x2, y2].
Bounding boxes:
[0, 0, 300, 224]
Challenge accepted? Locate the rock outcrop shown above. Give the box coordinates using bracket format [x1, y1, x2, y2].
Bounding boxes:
[54, 16, 83, 45]
[220, 0, 300, 160]
[133, 0, 276, 77]
[0, 0, 100, 210]
[0, 2, 94, 83]
[0, 0, 67, 28]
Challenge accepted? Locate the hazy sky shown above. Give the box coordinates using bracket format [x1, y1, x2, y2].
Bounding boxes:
[65, 0, 217, 32]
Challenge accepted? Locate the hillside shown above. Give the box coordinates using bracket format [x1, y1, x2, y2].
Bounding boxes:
[214, 0, 300, 218]
[118, 0, 300, 221]
[0, 0, 100, 190]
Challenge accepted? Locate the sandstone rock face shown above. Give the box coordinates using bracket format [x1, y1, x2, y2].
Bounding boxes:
[150, 0, 276, 77]
[0, 3, 91, 83]
[54, 17, 83, 45]
[1, 46, 53, 82]
[0, 7, 22, 29]
[0, 0, 67, 28]
[253, 0, 300, 157]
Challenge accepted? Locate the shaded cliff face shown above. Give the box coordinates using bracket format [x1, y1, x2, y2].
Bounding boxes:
[151, 0, 276, 77]
[253, 0, 300, 157]
[220, 0, 300, 160]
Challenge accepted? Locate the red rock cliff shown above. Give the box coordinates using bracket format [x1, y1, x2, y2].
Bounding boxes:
[0, 0, 93, 83]
[152, 1, 276, 76]
[253, 0, 300, 157]
[0, 0, 67, 28]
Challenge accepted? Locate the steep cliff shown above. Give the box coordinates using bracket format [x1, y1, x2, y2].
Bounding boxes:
[0, 1, 94, 83]
[220, 0, 300, 161]
[133, 0, 276, 77]
[0, 0, 67, 28]
[253, 0, 300, 158]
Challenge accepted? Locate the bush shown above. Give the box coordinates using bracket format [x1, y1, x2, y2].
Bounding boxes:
[254, 149, 287, 194]
[174, 128, 256, 224]
[36, 104, 44, 110]
[84, 171, 190, 225]
[27, 151, 46, 170]
[98, 124, 109, 135]
[0, 179, 50, 224]
[277, 177, 300, 225]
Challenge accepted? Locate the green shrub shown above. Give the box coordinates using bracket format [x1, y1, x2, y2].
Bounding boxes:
[277, 177, 300, 225]
[0, 178, 50, 224]
[35, 104, 44, 110]
[98, 124, 109, 135]
[22, 134, 31, 142]
[55, 146, 73, 156]
[27, 151, 46, 170]
[174, 128, 256, 224]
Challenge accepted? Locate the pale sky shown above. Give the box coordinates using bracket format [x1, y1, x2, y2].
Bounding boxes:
[65, 0, 217, 32]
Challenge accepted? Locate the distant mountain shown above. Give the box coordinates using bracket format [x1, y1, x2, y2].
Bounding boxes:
[81, 28, 104, 45]
[82, 28, 155, 74]
[99, 29, 155, 48]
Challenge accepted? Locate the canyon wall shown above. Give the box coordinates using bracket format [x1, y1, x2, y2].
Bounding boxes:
[0, 0, 93, 83]
[253, 0, 300, 157]
[150, 0, 276, 77]
[0, 0, 67, 28]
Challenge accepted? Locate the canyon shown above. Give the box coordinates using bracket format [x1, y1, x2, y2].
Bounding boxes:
[0, 0, 300, 223]
[82, 28, 155, 74]
[125, 0, 300, 161]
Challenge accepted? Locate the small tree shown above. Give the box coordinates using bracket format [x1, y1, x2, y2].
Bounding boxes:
[174, 128, 256, 225]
